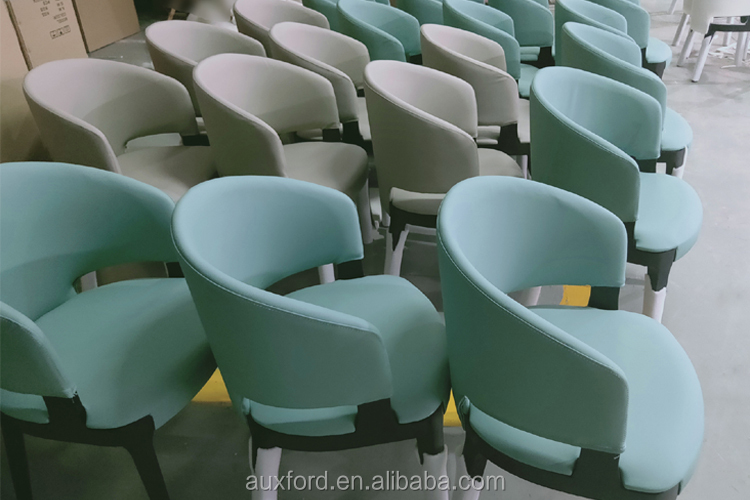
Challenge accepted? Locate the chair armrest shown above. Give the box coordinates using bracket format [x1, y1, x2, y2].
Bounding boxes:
[0, 302, 76, 398]
[589, 0, 651, 48]
[303, 0, 342, 31]
[437, 231, 628, 454]
[372, 6, 421, 57]
[397, 0, 444, 25]
[488, 0, 554, 47]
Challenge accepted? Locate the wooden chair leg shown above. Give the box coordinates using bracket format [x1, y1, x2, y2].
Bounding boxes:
[124, 423, 170, 500]
[1, 417, 33, 500]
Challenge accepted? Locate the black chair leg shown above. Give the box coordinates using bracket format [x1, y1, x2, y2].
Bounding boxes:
[124, 421, 170, 500]
[1, 417, 33, 500]
[462, 428, 488, 479]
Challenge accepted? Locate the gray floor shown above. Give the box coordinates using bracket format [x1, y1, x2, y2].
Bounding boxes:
[2, 1, 749, 498]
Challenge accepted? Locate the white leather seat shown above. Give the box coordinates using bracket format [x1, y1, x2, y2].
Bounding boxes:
[23, 58, 216, 202]
[364, 60, 523, 275]
[193, 54, 372, 243]
[269, 22, 371, 145]
[421, 24, 530, 173]
[145, 20, 266, 116]
[234, 0, 329, 54]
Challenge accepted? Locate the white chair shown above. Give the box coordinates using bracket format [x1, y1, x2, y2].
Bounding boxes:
[234, 0, 329, 54]
[24, 59, 216, 202]
[364, 60, 523, 276]
[672, 0, 692, 46]
[146, 20, 266, 116]
[420, 24, 530, 177]
[193, 54, 373, 245]
[268, 22, 371, 146]
[678, 0, 750, 81]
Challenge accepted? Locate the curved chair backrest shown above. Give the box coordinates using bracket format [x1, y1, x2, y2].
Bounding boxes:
[234, 0, 330, 53]
[554, 0, 628, 63]
[145, 20, 266, 115]
[1, 162, 176, 397]
[437, 175, 629, 454]
[442, 0, 521, 79]
[396, 0, 444, 25]
[303, 0, 341, 31]
[364, 60, 479, 212]
[587, 0, 650, 49]
[23, 59, 198, 173]
[338, 0, 421, 61]
[690, 0, 750, 34]
[530, 66, 663, 223]
[193, 54, 339, 177]
[421, 24, 519, 127]
[487, 0, 554, 48]
[560, 23, 667, 121]
[269, 22, 369, 124]
[173, 176, 393, 409]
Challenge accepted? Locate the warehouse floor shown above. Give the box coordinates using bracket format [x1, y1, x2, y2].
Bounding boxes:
[2, 0, 749, 498]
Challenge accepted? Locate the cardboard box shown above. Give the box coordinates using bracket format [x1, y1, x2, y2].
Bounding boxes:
[1, 1, 48, 161]
[5, 0, 88, 68]
[73, 0, 140, 52]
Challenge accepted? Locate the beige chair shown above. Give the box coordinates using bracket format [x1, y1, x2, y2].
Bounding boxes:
[269, 21, 371, 147]
[234, 0, 329, 54]
[364, 60, 523, 276]
[145, 20, 266, 116]
[23, 58, 216, 202]
[421, 23, 530, 177]
[193, 54, 373, 246]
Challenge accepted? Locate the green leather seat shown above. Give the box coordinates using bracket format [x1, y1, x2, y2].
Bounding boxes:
[437, 175, 704, 499]
[338, 0, 422, 62]
[560, 22, 693, 175]
[443, 0, 540, 97]
[172, 176, 451, 500]
[530, 66, 703, 321]
[0, 162, 215, 500]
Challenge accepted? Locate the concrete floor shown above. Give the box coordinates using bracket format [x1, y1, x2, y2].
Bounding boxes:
[2, 0, 749, 498]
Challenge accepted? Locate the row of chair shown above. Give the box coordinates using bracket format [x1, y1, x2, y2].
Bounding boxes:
[1, 161, 704, 500]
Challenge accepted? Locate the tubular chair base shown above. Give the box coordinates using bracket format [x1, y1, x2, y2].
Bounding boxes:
[386, 204, 439, 276]
[527, 46, 556, 69]
[1, 397, 170, 500]
[460, 423, 680, 500]
[659, 148, 688, 176]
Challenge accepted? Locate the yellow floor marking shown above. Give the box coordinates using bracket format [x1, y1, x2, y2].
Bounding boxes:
[192, 286, 592, 425]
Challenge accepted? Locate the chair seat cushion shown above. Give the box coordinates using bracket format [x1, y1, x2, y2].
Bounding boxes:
[661, 107, 693, 153]
[117, 146, 216, 202]
[0, 279, 215, 430]
[245, 275, 449, 437]
[646, 37, 673, 67]
[389, 150, 522, 215]
[518, 64, 540, 98]
[283, 142, 369, 201]
[470, 306, 704, 494]
[356, 96, 372, 141]
[635, 172, 702, 259]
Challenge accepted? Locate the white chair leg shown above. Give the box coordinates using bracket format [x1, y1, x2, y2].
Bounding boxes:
[668, 0, 679, 14]
[79, 271, 98, 292]
[357, 181, 374, 245]
[736, 32, 749, 66]
[643, 275, 667, 323]
[516, 286, 542, 307]
[520, 155, 529, 179]
[692, 35, 714, 82]
[252, 447, 282, 500]
[387, 228, 409, 276]
[452, 446, 482, 500]
[422, 446, 450, 500]
[318, 264, 335, 284]
[678, 30, 697, 66]
[673, 13, 690, 46]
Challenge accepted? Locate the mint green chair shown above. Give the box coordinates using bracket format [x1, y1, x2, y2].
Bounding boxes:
[438, 175, 704, 500]
[530, 66, 703, 322]
[442, 0, 539, 97]
[172, 176, 451, 500]
[338, 0, 422, 63]
[555, 0, 627, 63]
[0, 162, 216, 500]
[396, 0, 444, 25]
[303, 0, 341, 31]
[560, 23, 692, 177]
[487, 0, 555, 67]
[587, 0, 673, 77]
